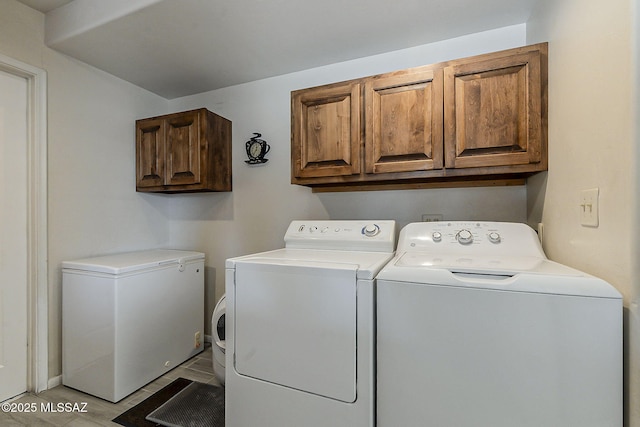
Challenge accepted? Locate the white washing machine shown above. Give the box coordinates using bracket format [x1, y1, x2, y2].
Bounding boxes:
[376, 221, 622, 427]
[225, 220, 396, 427]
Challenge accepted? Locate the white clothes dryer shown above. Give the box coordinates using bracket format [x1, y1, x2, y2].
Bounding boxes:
[376, 221, 622, 427]
[211, 294, 225, 385]
[225, 220, 396, 427]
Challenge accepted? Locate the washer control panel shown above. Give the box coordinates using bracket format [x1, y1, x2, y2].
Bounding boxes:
[399, 221, 544, 258]
[285, 220, 396, 252]
[448, 228, 502, 245]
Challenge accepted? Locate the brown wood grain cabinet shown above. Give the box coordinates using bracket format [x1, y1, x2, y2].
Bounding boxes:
[444, 44, 546, 172]
[136, 108, 232, 193]
[364, 66, 444, 175]
[291, 81, 362, 179]
[291, 43, 547, 191]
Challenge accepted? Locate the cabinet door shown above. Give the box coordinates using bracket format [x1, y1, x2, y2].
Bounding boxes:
[444, 46, 545, 169]
[136, 118, 165, 188]
[364, 68, 443, 174]
[291, 82, 361, 180]
[165, 110, 202, 186]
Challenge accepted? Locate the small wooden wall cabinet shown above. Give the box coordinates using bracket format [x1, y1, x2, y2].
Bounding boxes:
[291, 43, 547, 192]
[136, 108, 232, 193]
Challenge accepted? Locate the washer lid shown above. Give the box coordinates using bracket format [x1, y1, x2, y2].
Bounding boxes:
[62, 249, 205, 274]
[377, 254, 622, 299]
[394, 253, 555, 275]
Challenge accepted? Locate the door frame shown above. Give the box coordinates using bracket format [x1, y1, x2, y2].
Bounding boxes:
[0, 53, 48, 394]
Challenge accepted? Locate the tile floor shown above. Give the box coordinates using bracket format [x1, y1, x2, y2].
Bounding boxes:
[1, 344, 218, 426]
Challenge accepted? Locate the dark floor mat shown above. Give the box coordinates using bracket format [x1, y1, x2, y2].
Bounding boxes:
[145, 381, 225, 427]
[112, 378, 192, 427]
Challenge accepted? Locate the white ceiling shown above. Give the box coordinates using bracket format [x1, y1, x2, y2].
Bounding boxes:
[18, 0, 538, 99]
[17, 0, 71, 13]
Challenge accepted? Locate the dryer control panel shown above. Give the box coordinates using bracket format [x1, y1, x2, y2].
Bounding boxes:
[398, 221, 545, 258]
[284, 220, 396, 253]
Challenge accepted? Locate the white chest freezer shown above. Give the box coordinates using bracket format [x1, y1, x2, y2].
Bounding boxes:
[62, 249, 205, 402]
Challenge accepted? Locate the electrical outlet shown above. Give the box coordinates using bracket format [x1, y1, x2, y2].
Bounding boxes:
[194, 331, 202, 348]
[422, 214, 443, 222]
[580, 188, 599, 227]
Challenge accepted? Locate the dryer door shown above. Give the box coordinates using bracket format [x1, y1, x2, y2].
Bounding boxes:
[233, 260, 357, 402]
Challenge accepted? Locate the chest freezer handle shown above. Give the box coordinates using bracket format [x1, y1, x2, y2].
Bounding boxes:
[158, 258, 186, 272]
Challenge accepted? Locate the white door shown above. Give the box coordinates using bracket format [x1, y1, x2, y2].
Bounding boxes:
[0, 69, 28, 402]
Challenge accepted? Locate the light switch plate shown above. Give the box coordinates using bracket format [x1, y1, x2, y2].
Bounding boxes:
[580, 188, 599, 227]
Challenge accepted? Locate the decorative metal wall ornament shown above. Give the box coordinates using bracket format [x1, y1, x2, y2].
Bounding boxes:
[245, 132, 270, 164]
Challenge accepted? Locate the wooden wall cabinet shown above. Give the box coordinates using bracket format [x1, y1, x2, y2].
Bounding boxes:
[444, 45, 545, 171]
[291, 43, 547, 191]
[365, 67, 444, 175]
[136, 108, 232, 193]
[291, 81, 361, 179]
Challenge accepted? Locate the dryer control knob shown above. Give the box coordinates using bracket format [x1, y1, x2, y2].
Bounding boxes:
[456, 229, 473, 245]
[362, 224, 380, 237]
[488, 232, 501, 243]
[432, 232, 442, 242]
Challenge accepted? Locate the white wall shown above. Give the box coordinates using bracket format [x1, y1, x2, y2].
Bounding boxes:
[45, 53, 174, 377]
[526, 0, 636, 424]
[0, 0, 172, 379]
[527, 0, 634, 298]
[168, 24, 530, 336]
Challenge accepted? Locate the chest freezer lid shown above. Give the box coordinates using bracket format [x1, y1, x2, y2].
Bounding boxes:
[62, 249, 204, 275]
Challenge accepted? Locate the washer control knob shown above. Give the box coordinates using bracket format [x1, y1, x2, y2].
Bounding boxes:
[456, 229, 473, 245]
[432, 231, 442, 242]
[309, 226, 318, 233]
[362, 224, 380, 237]
[488, 231, 501, 243]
